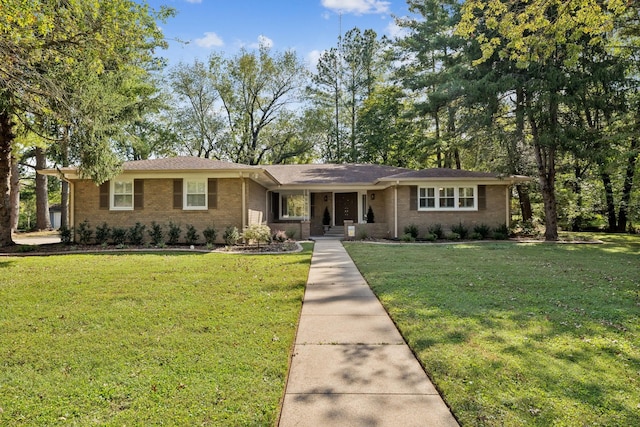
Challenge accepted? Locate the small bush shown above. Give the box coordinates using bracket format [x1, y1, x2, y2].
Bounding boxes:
[59, 226, 73, 244]
[286, 228, 297, 240]
[17, 245, 36, 253]
[111, 227, 127, 245]
[148, 221, 164, 245]
[95, 222, 111, 245]
[446, 232, 461, 240]
[366, 206, 375, 223]
[242, 224, 272, 247]
[128, 222, 146, 245]
[401, 233, 416, 242]
[473, 223, 492, 239]
[168, 221, 182, 245]
[185, 224, 199, 245]
[357, 229, 369, 240]
[471, 232, 484, 240]
[223, 226, 240, 246]
[404, 224, 419, 239]
[203, 225, 218, 244]
[451, 222, 469, 239]
[424, 233, 437, 242]
[77, 220, 93, 245]
[493, 223, 510, 240]
[273, 230, 288, 243]
[428, 223, 444, 239]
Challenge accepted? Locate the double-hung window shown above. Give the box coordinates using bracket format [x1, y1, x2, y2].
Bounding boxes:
[185, 179, 207, 210]
[418, 186, 477, 210]
[111, 180, 133, 210]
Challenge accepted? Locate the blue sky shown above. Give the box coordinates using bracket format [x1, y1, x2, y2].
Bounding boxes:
[144, 0, 410, 68]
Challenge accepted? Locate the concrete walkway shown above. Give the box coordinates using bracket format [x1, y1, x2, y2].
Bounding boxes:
[279, 238, 459, 427]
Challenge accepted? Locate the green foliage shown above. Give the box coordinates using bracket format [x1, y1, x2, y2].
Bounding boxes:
[286, 228, 297, 240]
[366, 206, 375, 223]
[167, 221, 181, 245]
[185, 224, 199, 245]
[401, 233, 416, 242]
[450, 222, 469, 239]
[127, 222, 146, 245]
[403, 224, 419, 239]
[346, 238, 640, 426]
[473, 223, 492, 239]
[424, 232, 437, 242]
[428, 224, 445, 240]
[493, 223, 510, 240]
[111, 228, 127, 246]
[242, 224, 272, 247]
[148, 221, 164, 245]
[445, 232, 461, 240]
[95, 222, 111, 245]
[77, 220, 93, 245]
[0, 249, 312, 426]
[203, 225, 218, 245]
[59, 226, 73, 244]
[223, 226, 240, 246]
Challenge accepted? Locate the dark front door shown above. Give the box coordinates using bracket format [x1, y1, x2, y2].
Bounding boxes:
[335, 192, 358, 226]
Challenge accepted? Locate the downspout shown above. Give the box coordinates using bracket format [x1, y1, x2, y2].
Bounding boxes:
[241, 174, 246, 230]
[69, 181, 75, 231]
[394, 182, 399, 239]
[505, 186, 510, 226]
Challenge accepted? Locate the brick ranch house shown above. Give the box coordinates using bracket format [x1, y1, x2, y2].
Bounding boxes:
[42, 156, 530, 243]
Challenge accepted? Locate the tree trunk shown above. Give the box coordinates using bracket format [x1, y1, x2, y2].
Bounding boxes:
[10, 154, 19, 232]
[0, 111, 15, 247]
[60, 127, 70, 229]
[35, 147, 52, 230]
[601, 171, 618, 232]
[516, 184, 533, 222]
[529, 115, 558, 240]
[617, 135, 638, 232]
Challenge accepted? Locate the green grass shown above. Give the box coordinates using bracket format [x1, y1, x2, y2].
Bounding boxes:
[345, 236, 640, 426]
[0, 245, 312, 426]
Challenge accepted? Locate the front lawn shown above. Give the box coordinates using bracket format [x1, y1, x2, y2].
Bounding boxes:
[0, 246, 312, 426]
[345, 236, 640, 426]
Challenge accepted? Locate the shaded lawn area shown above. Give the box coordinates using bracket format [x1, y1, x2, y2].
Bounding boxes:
[345, 235, 640, 427]
[0, 245, 312, 426]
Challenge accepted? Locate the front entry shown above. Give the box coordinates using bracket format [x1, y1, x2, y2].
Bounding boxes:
[334, 192, 358, 226]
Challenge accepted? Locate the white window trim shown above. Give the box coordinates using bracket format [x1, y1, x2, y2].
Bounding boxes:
[183, 178, 208, 210]
[418, 185, 478, 211]
[110, 179, 134, 211]
[280, 191, 307, 220]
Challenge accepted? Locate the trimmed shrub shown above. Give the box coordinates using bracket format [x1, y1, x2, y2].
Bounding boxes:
[59, 226, 73, 244]
[203, 225, 218, 245]
[451, 222, 469, 239]
[366, 206, 375, 223]
[168, 221, 181, 245]
[148, 221, 164, 245]
[242, 224, 272, 247]
[473, 223, 492, 239]
[286, 228, 297, 240]
[428, 223, 444, 239]
[223, 226, 240, 246]
[77, 220, 93, 245]
[446, 232, 461, 240]
[493, 223, 510, 240]
[185, 224, 199, 245]
[404, 224, 419, 239]
[128, 222, 146, 245]
[401, 233, 416, 242]
[95, 222, 111, 245]
[424, 233, 437, 242]
[111, 227, 127, 245]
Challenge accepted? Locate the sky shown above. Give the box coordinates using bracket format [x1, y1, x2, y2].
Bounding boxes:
[143, 0, 410, 69]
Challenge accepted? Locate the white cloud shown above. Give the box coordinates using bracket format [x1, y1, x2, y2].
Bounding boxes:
[194, 32, 224, 48]
[386, 20, 409, 40]
[249, 35, 274, 49]
[185, 0, 202, 3]
[306, 49, 323, 70]
[321, 0, 390, 15]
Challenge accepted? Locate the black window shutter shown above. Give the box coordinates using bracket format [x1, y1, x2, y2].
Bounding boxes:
[134, 179, 144, 210]
[173, 179, 183, 209]
[99, 181, 109, 209]
[271, 192, 279, 220]
[208, 178, 218, 209]
[478, 185, 486, 210]
[409, 186, 417, 210]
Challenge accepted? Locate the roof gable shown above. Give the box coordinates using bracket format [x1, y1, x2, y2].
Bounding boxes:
[263, 164, 411, 185]
[124, 156, 255, 171]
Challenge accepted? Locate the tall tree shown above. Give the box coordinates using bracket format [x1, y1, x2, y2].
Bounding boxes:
[0, 0, 172, 246]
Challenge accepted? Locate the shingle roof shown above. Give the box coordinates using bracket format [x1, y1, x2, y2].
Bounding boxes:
[380, 168, 503, 180]
[124, 156, 255, 171]
[263, 164, 411, 185]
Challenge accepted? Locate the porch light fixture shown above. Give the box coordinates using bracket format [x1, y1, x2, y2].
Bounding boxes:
[324, 195, 328, 202]
[370, 193, 375, 200]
